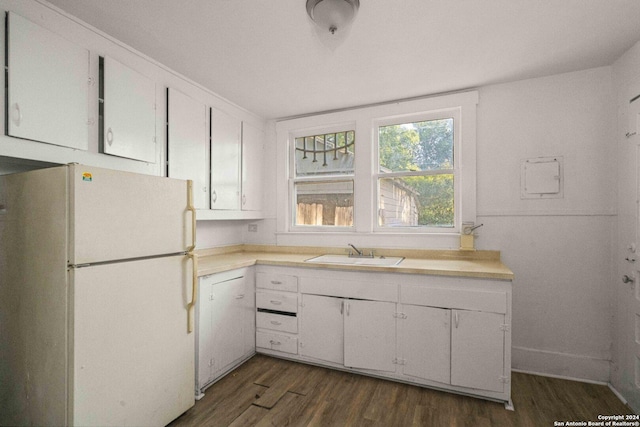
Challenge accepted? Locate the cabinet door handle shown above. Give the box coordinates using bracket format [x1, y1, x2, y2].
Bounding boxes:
[242, 194, 246, 205]
[106, 127, 114, 145]
[270, 320, 282, 326]
[269, 340, 281, 346]
[270, 300, 282, 305]
[211, 190, 217, 203]
[454, 311, 459, 328]
[340, 300, 344, 315]
[270, 280, 283, 285]
[235, 293, 245, 299]
[12, 103, 22, 126]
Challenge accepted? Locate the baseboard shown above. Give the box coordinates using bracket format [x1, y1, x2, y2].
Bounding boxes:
[512, 346, 610, 383]
[607, 383, 629, 406]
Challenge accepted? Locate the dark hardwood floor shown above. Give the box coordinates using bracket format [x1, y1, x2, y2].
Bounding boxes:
[169, 354, 634, 426]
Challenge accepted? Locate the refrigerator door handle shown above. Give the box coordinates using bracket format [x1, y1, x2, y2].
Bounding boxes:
[187, 252, 198, 333]
[187, 180, 196, 252]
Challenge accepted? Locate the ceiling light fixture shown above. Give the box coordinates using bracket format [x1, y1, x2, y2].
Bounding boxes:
[306, 0, 360, 35]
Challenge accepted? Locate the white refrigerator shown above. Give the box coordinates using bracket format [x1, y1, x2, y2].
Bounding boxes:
[0, 164, 197, 426]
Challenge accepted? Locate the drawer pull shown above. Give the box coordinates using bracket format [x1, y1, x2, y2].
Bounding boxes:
[270, 300, 282, 305]
[235, 294, 245, 299]
[270, 280, 283, 285]
[270, 320, 282, 325]
[269, 340, 281, 346]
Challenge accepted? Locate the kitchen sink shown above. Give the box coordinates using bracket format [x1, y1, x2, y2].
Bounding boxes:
[305, 254, 404, 266]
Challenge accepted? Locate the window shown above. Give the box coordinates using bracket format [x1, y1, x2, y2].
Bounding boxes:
[276, 91, 477, 246]
[292, 130, 355, 228]
[376, 114, 457, 229]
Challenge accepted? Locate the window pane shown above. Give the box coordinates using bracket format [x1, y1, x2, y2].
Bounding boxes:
[379, 118, 453, 173]
[295, 180, 354, 226]
[295, 131, 355, 177]
[378, 175, 453, 227]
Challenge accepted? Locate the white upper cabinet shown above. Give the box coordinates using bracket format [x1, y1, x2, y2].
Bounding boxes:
[6, 12, 89, 150]
[101, 56, 156, 163]
[167, 88, 209, 209]
[241, 122, 264, 211]
[210, 107, 241, 210]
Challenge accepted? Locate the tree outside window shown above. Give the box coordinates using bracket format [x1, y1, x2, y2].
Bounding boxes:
[378, 118, 455, 228]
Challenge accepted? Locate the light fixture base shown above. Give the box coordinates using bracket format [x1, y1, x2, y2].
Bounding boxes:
[306, 0, 360, 35]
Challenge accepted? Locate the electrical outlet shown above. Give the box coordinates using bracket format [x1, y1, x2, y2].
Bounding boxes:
[248, 223, 258, 232]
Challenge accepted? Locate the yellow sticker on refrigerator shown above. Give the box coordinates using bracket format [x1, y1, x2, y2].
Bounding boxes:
[82, 172, 92, 182]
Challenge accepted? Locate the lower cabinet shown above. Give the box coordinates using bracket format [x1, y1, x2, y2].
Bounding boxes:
[450, 309, 506, 392]
[299, 295, 396, 372]
[252, 265, 512, 407]
[399, 305, 451, 384]
[399, 305, 506, 393]
[196, 268, 255, 397]
[255, 270, 300, 355]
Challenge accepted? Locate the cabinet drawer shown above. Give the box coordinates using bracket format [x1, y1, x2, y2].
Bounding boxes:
[256, 272, 298, 292]
[400, 285, 507, 314]
[256, 291, 298, 313]
[257, 311, 298, 334]
[256, 331, 298, 355]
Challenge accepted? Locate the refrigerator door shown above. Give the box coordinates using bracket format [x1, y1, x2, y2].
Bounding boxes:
[69, 255, 194, 426]
[68, 164, 194, 265]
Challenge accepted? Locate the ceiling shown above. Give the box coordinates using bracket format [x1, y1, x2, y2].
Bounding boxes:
[43, 0, 640, 120]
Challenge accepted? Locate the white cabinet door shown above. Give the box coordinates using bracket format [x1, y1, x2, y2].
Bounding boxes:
[299, 294, 343, 364]
[241, 272, 256, 356]
[167, 88, 209, 209]
[210, 107, 241, 210]
[451, 310, 505, 392]
[344, 299, 396, 372]
[300, 295, 396, 371]
[241, 122, 264, 211]
[197, 275, 215, 388]
[400, 305, 451, 384]
[211, 277, 246, 377]
[102, 56, 156, 163]
[6, 12, 89, 149]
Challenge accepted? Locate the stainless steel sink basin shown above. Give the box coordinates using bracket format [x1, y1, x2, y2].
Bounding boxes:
[305, 254, 404, 266]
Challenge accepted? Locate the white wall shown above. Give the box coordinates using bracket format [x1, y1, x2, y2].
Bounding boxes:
[256, 67, 618, 383]
[476, 67, 616, 382]
[612, 39, 640, 411]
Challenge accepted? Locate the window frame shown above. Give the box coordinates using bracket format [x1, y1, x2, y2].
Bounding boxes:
[288, 123, 357, 232]
[275, 91, 477, 248]
[373, 108, 461, 233]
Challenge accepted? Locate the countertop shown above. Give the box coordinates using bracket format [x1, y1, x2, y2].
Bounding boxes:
[195, 245, 514, 281]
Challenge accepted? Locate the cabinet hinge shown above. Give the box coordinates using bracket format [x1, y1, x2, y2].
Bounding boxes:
[393, 312, 407, 319]
[88, 76, 95, 86]
[209, 358, 214, 367]
[299, 342, 304, 348]
[209, 293, 214, 301]
[499, 375, 510, 383]
[392, 358, 406, 365]
[500, 324, 510, 332]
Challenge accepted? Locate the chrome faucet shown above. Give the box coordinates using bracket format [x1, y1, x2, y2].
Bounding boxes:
[348, 243, 363, 256]
[347, 243, 374, 258]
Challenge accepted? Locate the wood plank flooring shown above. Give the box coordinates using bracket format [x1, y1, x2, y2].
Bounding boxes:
[169, 354, 634, 426]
